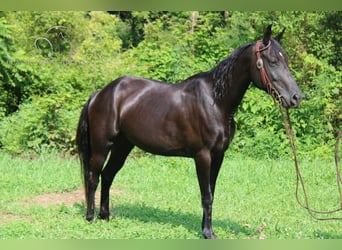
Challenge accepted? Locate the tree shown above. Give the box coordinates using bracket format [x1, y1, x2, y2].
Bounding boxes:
[0, 11, 340, 158]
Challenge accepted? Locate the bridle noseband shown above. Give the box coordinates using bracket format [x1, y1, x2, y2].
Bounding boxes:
[255, 40, 282, 102]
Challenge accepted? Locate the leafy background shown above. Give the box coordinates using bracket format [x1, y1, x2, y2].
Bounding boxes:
[0, 11, 340, 159]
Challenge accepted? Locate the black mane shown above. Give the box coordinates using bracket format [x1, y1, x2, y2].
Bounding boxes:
[211, 43, 253, 99]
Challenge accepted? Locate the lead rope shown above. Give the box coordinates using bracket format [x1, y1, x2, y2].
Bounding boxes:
[255, 40, 342, 220]
[279, 104, 342, 220]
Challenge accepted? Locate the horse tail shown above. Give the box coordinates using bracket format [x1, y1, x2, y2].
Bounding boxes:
[76, 92, 97, 205]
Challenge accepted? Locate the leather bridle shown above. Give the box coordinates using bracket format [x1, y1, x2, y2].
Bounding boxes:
[255, 40, 282, 103]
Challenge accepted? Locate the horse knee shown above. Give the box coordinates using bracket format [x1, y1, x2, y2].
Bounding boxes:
[201, 195, 213, 208]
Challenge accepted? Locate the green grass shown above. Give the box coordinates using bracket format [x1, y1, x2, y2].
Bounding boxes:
[0, 151, 341, 239]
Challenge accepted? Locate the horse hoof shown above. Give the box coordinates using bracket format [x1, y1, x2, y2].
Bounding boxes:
[99, 213, 110, 221]
[86, 215, 95, 223]
[203, 230, 217, 239]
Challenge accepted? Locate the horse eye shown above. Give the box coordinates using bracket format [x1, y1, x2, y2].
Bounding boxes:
[269, 59, 278, 66]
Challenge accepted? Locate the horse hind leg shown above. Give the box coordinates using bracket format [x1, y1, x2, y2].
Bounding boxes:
[99, 135, 134, 220]
[85, 146, 109, 222]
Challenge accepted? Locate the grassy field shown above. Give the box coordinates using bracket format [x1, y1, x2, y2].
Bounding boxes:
[0, 151, 341, 239]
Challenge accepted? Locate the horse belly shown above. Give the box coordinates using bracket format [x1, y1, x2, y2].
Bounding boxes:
[119, 102, 196, 156]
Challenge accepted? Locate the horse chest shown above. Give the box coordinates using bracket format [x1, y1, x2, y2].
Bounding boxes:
[217, 124, 234, 152]
[200, 116, 234, 153]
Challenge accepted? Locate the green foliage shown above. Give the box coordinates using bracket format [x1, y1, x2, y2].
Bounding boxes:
[72, 11, 122, 62]
[0, 11, 340, 159]
[0, 94, 78, 154]
[0, 16, 39, 116]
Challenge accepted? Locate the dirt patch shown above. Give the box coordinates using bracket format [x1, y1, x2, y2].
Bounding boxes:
[1, 190, 85, 225]
[27, 188, 85, 208]
[20, 187, 123, 208]
[0, 211, 31, 225]
[2, 188, 123, 225]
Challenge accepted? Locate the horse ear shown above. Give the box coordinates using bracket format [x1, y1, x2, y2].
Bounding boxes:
[263, 24, 272, 45]
[275, 27, 286, 43]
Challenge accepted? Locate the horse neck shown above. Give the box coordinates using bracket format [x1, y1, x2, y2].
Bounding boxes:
[218, 45, 253, 118]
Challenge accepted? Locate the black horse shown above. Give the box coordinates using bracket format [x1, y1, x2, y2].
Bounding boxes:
[76, 25, 302, 239]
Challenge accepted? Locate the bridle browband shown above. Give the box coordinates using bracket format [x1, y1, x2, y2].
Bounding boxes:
[254, 40, 282, 103]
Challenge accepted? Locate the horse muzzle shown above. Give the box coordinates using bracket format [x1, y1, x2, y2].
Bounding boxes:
[280, 91, 303, 108]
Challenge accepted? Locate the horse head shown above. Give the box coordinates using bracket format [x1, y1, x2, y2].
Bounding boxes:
[251, 25, 302, 108]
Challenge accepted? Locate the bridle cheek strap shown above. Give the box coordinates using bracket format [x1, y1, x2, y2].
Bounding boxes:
[255, 40, 280, 98]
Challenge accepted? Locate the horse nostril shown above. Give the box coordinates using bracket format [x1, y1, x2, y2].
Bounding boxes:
[291, 93, 302, 107]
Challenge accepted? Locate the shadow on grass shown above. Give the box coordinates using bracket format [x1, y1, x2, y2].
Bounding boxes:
[111, 202, 255, 238]
[73, 201, 255, 238]
[313, 231, 342, 239]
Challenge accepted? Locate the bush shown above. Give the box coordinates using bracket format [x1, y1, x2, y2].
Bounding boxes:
[0, 11, 340, 159]
[0, 93, 81, 154]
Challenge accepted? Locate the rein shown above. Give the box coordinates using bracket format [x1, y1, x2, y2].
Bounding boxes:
[255, 40, 342, 220]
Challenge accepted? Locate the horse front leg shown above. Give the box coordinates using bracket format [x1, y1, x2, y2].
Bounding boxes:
[194, 149, 216, 239]
[210, 153, 224, 202]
